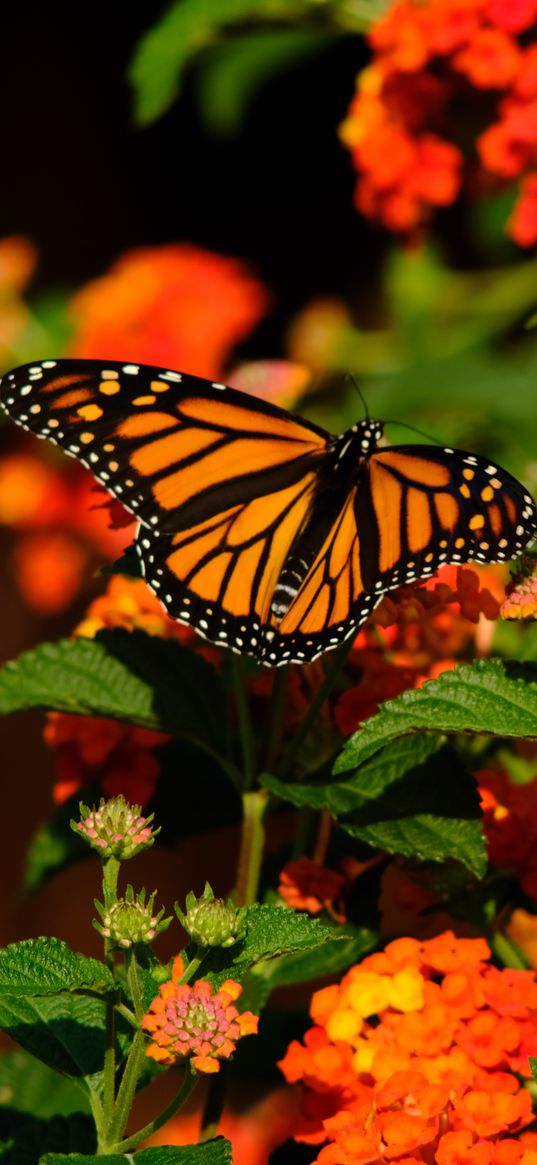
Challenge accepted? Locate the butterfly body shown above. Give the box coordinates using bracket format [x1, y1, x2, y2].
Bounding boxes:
[1, 359, 535, 666]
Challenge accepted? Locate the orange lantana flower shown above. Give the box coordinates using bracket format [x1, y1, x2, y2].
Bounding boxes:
[278, 932, 536, 1164]
[142, 955, 258, 1073]
[69, 243, 269, 377]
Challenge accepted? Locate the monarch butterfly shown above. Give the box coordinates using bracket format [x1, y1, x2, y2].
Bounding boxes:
[1, 358, 535, 666]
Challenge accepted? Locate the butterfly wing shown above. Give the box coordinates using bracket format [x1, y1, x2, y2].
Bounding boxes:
[2, 362, 535, 666]
[0, 359, 329, 655]
[260, 442, 537, 663]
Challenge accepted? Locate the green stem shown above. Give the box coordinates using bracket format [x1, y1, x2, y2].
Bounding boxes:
[103, 950, 146, 1149]
[102, 857, 120, 908]
[231, 656, 256, 789]
[235, 789, 268, 906]
[180, 949, 209, 984]
[277, 638, 353, 779]
[113, 1066, 199, 1153]
[490, 929, 530, 970]
[263, 667, 290, 772]
[103, 1029, 147, 1150]
[101, 857, 121, 1129]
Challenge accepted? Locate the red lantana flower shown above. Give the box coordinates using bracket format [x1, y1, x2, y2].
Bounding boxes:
[341, 0, 537, 244]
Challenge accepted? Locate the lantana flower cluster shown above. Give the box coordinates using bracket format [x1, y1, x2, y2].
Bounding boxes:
[340, 0, 537, 243]
[142, 955, 258, 1074]
[279, 932, 537, 1165]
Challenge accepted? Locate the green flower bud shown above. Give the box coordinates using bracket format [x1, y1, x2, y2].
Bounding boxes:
[72, 795, 159, 860]
[176, 883, 245, 949]
[94, 886, 171, 949]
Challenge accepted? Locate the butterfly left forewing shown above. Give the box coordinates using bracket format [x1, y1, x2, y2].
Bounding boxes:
[0, 359, 328, 534]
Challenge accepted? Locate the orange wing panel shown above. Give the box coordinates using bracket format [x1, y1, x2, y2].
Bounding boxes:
[435, 492, 459, 531]
[378, 451, 451, 487]
[406, 487, 432, 554]
[369, 462, 402, 572]
[179, 396, 325, 446]
[130, 427, 220, 475]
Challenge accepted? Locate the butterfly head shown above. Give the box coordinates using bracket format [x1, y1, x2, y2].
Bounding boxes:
[332, 418, 384, 470]
[355, 419, 384, 454]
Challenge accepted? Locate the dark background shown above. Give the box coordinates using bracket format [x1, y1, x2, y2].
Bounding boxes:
[0, 2, 374, 341]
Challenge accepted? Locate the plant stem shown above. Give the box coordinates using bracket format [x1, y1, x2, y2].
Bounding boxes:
[277, 638, 354, 779]
[101, 857, 121, 1129]
[490, 929, 530, 969]
[104, 1029, 147, 1150]
[103, 950, 146, 1149]
[113, 1066, 199, 1153]
[231, 655, 256, 789]
[235, 789, 268, 906]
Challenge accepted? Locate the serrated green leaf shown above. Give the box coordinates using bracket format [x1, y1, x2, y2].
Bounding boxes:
[0, 939, 113, 998]
[130, 0, 297, 124]
[265, 736, 486, 875]
[240, 926, 376, 1011]
[41, 1138, 232, 1163]
[335, 660, 537, 775]
[0, 992, 106, 1081]
[202, 903, 338, 987]
[196, 27, 336, 134]
[0, 629, 227, 754]
[0, 1050, 91, 1117]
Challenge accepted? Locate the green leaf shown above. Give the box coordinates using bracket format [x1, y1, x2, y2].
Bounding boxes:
[41, 1139, 232, 1163]
[196, 27, 336, 134]
[23, 799, 89, 894]
[241, 926, 376, 1011]
[0, 1050, 91, 1117]
[335, 660, 537, 775]
[0, 629, 227, 753]
[0, 939, 113, 998]
[0, 1108, 94, 1165]
[264, 735, 486, 875]
[203, 903, 338, 987]
[130, 0, 294, 124]
[530, 1056, 537, 1081]
[0, 991, 107, 1094]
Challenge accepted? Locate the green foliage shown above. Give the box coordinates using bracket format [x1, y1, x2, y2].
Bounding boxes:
[41, 1141, 232, 1164]
[130, 0, 296, 124]
[241, 925, 376, 1011]
[195, 27, 338, 134]
[129, 0, 386, 126]
[265, 734, 486, 874]
[202, 902, 339, 987]
[0, 629, 229, 760]
[0, 1051, 92, 1118]
[0, 991, 108, 1083]
[335, 660, 537, 773]
[0, 939, 114, 998]
[0, 1109, 95, 1165]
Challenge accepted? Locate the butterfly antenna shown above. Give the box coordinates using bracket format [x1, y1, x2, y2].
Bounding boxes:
[348, 374, 370, 421]
[383, 419, 442, 445]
